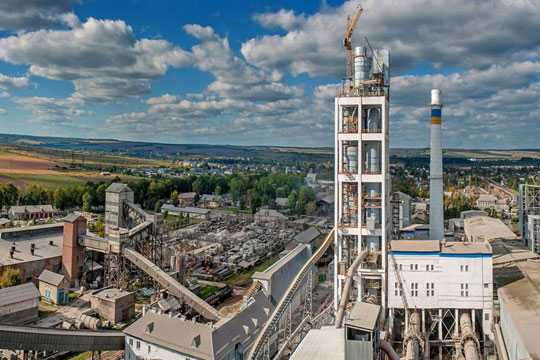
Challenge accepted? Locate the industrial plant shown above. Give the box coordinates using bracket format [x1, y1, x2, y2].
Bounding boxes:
[0, 4, 538, 360]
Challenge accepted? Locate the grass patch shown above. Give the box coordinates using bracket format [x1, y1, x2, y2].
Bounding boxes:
[199, 285, 220, 300]
[224, 254, 281, 287]
[69, 352, 91, 360]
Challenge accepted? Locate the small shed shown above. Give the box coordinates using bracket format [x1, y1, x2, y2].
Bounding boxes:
[0, 282, 40, 324]
[38, 269, 69, 304]
[91, 288, 135, 324]
[344, 302, 381, 360]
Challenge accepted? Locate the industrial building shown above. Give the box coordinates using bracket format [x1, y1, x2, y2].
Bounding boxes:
[463, 215, 517, 243]
[252, 244, 312, 305]
[333, 31, 391, 312]
[0, 223, 64, 282]
[38, 269, 69, 305]
[90, 288, 135, 324]
[518, 183, 540, 251]
[394, 192, 412, 230]
[124, 291, 273, 360]
[0, 282, 40, 325]
[388, 240, 493, 358]
[526, 214, 540, 254]
[8, 204, 57, 221]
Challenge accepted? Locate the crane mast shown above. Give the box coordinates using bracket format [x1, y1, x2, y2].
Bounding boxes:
[343, 5, 363, 82]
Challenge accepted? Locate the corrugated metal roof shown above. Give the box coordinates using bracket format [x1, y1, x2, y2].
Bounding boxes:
[0, 283, 39, 307]
[346, 302, 381, 331]
[38, 270, 65, 287]
[294, 227, 320, 244]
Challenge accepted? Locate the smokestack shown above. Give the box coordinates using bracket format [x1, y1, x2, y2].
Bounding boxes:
[430, 89, 444, 240]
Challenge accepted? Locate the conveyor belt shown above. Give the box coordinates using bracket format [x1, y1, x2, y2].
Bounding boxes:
[247, 228, 335, 359]
[122, 247, 221, 321]
[0, 324, 124, 351]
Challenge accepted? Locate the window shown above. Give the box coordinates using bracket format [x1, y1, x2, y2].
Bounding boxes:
[465, 265, 469, 272]
[460, 283, 469, 297]
[414, 264, 418, 271]
[484, 313, 489, 321]
[410, 282, 418, 297]
[484, 283, 489, 289]
[148, 345, 151, 353]
[129, 338, 133, 346]
[426, 264, 429, 271]
[410, 264, 413, 271]
[460, 265, 463, 272]
[399, 264, 402, 271]
[430, 264, 434, 271]
[136, 341, 140, 350]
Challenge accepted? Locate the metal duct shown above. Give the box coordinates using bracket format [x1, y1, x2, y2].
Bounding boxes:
[459, 312, 481, 360]
[380, 339, 401, 360]
[335, 250, 367, 328]
[404, 311, 422, 360]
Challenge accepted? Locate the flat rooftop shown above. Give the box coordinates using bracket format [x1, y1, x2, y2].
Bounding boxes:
[346, 302, 380, 331]
[464, 216, 517, 242]
[0, 230, 63, 267]
[93, 288, 133, 301]
[498, 260, 540, 358]
[390, 240, 492, 255]
[290, 326, 344, 360]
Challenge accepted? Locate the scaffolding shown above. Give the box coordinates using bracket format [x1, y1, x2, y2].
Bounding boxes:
[341, 182, 358, 227]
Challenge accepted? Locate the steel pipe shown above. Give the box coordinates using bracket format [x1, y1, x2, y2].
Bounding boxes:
[335, 250, 368, 328]
[459, 312, 480, 360]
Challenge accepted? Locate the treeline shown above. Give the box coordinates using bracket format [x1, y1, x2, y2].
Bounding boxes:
[0, 172, 317, 215]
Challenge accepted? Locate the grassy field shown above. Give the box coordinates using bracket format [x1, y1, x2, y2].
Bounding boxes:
[225, 254, 281, 287]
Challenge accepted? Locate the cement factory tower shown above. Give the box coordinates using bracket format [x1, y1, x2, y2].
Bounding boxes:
[334, 7, 391, 314]
[429, 89, 444, 240]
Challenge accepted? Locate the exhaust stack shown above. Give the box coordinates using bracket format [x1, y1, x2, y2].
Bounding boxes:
[429, 89, 444, 240]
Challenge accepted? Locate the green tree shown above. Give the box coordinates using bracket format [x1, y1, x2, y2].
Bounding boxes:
[0, 268, 22, 289]
[82, 191, 93, 212]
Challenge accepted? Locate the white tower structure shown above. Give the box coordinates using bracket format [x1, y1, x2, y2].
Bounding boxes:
[429, 89, 444, 240]
[334, 45, 390, 312]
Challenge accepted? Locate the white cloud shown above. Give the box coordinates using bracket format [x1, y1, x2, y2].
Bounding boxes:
[242, 0, 540, 77]
[0, 0, 79, 32]
[0, 108, 7, 115]
[254, 9, 306, 31]
[0, 17, 192, 101]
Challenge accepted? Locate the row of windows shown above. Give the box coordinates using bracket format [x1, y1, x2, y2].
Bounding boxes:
[129, 338, 151, 353]
[398, 264, 435, 271]
[396, 263, 474, 272]
[393, 282, 489, 298]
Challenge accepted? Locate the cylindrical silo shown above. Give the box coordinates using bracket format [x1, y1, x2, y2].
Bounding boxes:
[367, 108, 381, 131]
[345, 144, 358, 173]
[430, 89, 444, 240]
[354, 46, 371, 88]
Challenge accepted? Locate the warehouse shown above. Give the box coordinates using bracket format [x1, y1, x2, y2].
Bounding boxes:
[0, 224, 64, 282]
[0, 282, 40, 325]
[464, 215, 517, 242]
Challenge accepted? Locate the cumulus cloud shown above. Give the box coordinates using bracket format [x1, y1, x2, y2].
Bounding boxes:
[242, 0, 540, 77]
[0, 73, 29, 97]
[0, 0, 79, 32]
[0, 17, 192, 102]
[254, 9, 306, 31]
[14, 96, 92, 124]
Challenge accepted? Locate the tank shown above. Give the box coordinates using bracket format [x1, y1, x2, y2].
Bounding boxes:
[354, 46, 372, 88]
[366, 144, 380, 173]
[344, 144, 358, 173]
[367, 108, 381, 130]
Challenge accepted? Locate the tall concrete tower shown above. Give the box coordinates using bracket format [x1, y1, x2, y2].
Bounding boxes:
[334, 46, 390, 312]
[429, 89, 444, 240]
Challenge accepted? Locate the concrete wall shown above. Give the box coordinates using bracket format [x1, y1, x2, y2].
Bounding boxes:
[124, 336, 193, 360]
[388, 252, 493, 337]
[0, 256, 62, 283]
[91, 292, 135, 324]
[498, 291, 529, 360]
[0, 298, 39, 325]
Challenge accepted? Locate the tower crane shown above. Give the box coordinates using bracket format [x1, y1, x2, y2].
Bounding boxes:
[343, 5, 363, 82]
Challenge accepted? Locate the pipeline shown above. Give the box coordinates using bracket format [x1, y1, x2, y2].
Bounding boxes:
[404, 311, 422, 360]
[380, 339, 400, 360]
[335, 250, 368, 328]
[459, 312, 481, 360]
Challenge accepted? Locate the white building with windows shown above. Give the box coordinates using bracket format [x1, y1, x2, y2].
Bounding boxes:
[388, 240, 493, 341]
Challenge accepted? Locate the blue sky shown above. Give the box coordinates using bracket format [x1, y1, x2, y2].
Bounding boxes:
[0, 0, 538, 148]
